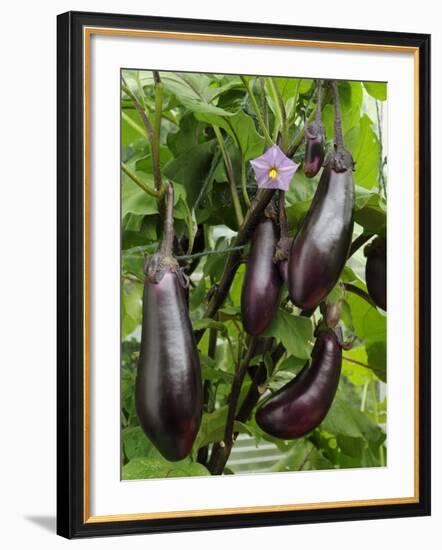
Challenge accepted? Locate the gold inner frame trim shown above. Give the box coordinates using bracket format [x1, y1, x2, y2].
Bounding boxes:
[82, 26, 421, 524]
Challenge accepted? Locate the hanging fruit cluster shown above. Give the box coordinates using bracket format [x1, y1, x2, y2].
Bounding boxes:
[132, 75, 386, 468]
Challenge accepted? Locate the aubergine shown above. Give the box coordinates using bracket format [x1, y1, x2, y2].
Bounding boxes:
[135, 183, 202, 462]
[288, 150, 355, 310]
[304, 121, 325, 178]
[364, 236, 387, 311]
[241, 218, 283, 335]
[255, 329, 342, 439]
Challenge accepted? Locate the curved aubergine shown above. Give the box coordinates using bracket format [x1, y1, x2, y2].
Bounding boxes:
[136, 262, 202, 462]
[365, 236, 387, 311]
[241, 218, 283, 336]
[288, 151, 355, 310]
[304, 121, 325, 178]
[255, 329, 342, 439]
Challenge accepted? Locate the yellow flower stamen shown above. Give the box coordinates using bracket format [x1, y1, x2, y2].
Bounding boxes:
[268, 167, 278, 180]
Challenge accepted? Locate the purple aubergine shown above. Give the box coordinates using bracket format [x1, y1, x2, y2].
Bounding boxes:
[241, 218, 283, 335]
[136, 267, 202, 462]
[255, 329, 342, 439]
[288, 152, 354, 310]
[365, 236, 387, 311]
[304, 121, 325, 178]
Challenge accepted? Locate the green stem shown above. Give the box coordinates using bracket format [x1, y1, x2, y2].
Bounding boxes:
[268, 77, 288, 151]
[259, 77, 269, 129]
[121, 162, 159, 198]
[212, 126, 244, 226]
[152, 71, 164, 193]
[240, 76, 273, 147]
[241, 155, 251, 208]
[370, 381, 386, 466]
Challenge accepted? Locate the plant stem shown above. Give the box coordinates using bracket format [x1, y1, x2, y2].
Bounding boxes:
[176, 245, 247, 261]
[194, 149, 222, 213]
[370, 381, 386, 466]
[269, 77, 288, 151]
[208, 336, 258, 475]
[121, 162, 159, 198]
[315, 79, 323, 123]
[241, 155, 251, 208]
[375, 100, 387, 199]
[332, 80, 344, 150]
[121, 77, 153, 141]
[240, 76, 273, 147]
[212, 126, 244, 226]
[343, 355, 384, 377]
[344, 283, 376, 308]
[152, 71, 164, 193]
[160, 182, 174, 256]
[259, 77, 269, 129]
[286, 107, 316, 158]
[349, 233, 373, 258]
[278, 190, 289, 239]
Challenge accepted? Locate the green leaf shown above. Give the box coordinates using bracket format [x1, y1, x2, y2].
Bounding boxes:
[322, 397, 385, 446]
[192, 318, 227, 336]
[262, 309, 313, 359]
[122, 426, 153, 461]
[122, 174, 158, 218]
[345, 114, 380, 190]
[163, 140, 216, 205]
[363, 82, 387, 101]
[122, 281, 143, 339]
[123, 456, 209, 480]
[160, 73, 236, 117]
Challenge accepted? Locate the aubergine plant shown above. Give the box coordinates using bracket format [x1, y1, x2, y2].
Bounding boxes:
[121, 71, 388, 479]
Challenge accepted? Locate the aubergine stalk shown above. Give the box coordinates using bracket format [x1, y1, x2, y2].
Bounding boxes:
[135, 183, 202, 462]
[364, 236, 387, 311]
[304, 80, 325, 178]
[288, 80, 355, 311]
[255, 328, 342, 439]
[241, 210, 283, 336]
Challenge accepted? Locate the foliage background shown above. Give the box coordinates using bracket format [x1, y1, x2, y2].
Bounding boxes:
[120, 70, 387, 479]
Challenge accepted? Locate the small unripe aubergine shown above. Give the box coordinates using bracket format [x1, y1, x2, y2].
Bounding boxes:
[136, 268, 202, 462]
[255, 330, 342, 439]
[288, 156, 354, 311]
[241, 218, 283, 336]
[365, 236, 387, 311]
[304, 121, 325, 178]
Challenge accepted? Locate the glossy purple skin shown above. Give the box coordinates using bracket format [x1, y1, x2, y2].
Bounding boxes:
[277, 259, 289, 283]
[241, 218, 283, 336]
[288, 165, 354, 310]
[304, 136, 325, 178]
[136, 269, 202, 461]
[366, 248, 387, 311]
[256, 330, 342, 439]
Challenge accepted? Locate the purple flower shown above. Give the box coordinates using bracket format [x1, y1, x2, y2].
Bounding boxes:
[250, 145, 299, 191]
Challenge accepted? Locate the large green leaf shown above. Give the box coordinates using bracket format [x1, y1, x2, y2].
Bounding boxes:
[345, 114, 380, 190]
[363, 82, 387, 101]
[163, 140, 216, 205]
[262, 309, 313, 359]
[123, 456, 209, 480]
[122, 174, 158, 218]
[322, 397, 385, 446]
[160, 73, 236, 116]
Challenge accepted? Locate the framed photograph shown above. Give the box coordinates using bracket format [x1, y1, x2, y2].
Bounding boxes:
[57, 11, 431, 539]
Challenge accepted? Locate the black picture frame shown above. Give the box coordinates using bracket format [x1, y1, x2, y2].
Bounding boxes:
[57, 10, 431, 539]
